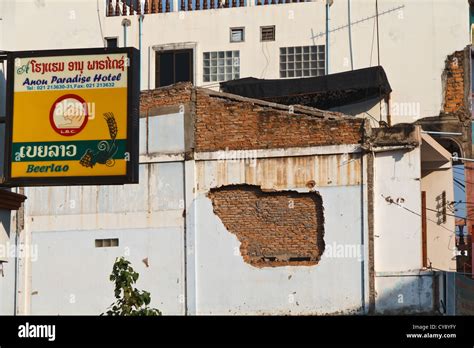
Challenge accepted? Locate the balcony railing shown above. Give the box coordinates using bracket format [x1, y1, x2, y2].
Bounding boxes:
[106, 0, 310, 16]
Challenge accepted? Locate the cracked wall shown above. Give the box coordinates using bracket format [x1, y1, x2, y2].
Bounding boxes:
[208, 185, 325, 267]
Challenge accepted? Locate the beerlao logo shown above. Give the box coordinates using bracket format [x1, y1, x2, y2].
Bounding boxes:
[49, 94, 89, 136]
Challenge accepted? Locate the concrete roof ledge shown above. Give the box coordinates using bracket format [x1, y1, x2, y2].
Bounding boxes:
[421, 133, 453, 170]
[367, 124, 421, 150]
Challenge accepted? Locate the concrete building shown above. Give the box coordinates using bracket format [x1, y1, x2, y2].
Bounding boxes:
[0, 189, 26, 315]
[0, 0, 468, 314]
[0, 82, 453, 315]
[0, 0, 469, 119]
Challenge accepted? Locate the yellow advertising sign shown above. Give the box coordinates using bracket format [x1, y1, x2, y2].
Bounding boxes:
[4, 48, 139, 186]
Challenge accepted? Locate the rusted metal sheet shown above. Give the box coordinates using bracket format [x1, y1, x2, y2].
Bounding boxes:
[196, 153, 362, 192]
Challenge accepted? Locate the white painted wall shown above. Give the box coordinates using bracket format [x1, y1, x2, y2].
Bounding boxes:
[0, 210, 15, 315]
[421, 168, 456, 272]
[19, 160, 186, 315]
[193, 184, 366, 314]
[375, 270, 435, 314]
[192, 150, 368, 314]
[374, 148, 422, 272]
[0, 0, 470, 124]
[371, 147, 442, 313]
[8, 113, 188, 315]
[1, 108, 445, 315]
[30, 227, 184, 314]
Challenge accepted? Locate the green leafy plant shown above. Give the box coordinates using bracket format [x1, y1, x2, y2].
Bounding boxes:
[103, 257, 162, 316]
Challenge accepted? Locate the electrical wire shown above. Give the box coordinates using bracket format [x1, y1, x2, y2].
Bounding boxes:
[383, 195, 460, 253]
[424, 206, 467, 221]
[260, 42, 270, 79]
[375, 0, 380, 66]
[454, 178, 465, 188]
[381, 194, 456, 235]
[454, 181, 466, 192]
[96, 0, 106, 47]
[364, 111, 381, 125]
[369, 15, 376, 67]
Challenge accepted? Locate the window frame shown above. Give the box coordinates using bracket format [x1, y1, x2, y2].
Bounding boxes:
[260, 25, 276, 42]
[229, 27, 245, 43]
[155, 48, 194, 88]
[203, 50, 240, 83]
[104, 37, 119, 48]
[279, 45, 325, 79]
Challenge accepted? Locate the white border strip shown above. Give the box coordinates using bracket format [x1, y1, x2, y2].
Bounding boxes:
[195, 144, 361, 161]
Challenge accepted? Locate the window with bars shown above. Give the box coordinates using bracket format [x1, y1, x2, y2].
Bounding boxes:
[279, 45, 325, 78]
[203, 50, 240, 82]
[260, 26, 276, 41]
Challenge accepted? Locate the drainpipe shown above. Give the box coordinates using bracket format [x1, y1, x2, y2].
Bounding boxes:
[13, 187, 24, 315]
[360, 140, 366, 314]
[325, 0, 333, 75]
[139, 14, 144, 90]
[124, 25, 127, 47]
[347, 0, 354, 70]
[325, 0, 329, 75]
[13, 212, 18, 315]
[121, 18, 131, 47]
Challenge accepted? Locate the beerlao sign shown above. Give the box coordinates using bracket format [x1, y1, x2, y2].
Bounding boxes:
[4, 48, 139, 186]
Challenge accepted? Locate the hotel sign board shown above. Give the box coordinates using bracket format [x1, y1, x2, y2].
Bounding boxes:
[4, 47, 139, 186]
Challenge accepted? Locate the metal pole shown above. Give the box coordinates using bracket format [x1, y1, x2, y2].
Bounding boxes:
[325, 0, 329, 75]
[375, 0, 380, 66]
[139, 14, 143, 90]
[124, 25, 127, 47]
[13, 217, 18, 315]
[452, 156, 474, 162]
[421, 131, 463, 136]
[348, 0, 354, 70]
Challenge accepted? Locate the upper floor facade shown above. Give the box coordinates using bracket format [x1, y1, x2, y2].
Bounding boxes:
[0, 0, 470, 124]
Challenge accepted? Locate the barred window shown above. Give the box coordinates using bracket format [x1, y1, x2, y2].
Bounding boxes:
[261, 26, 275, 41]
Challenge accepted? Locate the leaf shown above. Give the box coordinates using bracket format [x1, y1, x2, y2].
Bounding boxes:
[104, 257, 161, 316]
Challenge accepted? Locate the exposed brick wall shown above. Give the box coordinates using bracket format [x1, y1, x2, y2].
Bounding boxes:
[140, 82, 193, 114]
[139, 83, 365, 152]
[195, 90, 364, 152]
[443, 51, 468, 116]
[208, 185, 325, 267]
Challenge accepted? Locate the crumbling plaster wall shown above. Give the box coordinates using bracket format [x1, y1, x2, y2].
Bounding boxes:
[193, 164, 366, 315]
[208, 185, 325, 268]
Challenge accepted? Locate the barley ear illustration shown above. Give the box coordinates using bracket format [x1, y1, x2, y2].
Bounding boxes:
[104, 112, 118, 141]
[80, 149, 94, 168]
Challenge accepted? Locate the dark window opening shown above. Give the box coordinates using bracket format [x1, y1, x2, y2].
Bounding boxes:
[105, 37, 118, 48]
[155, 49, 193, 88]
[95, 238, 119, 248]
